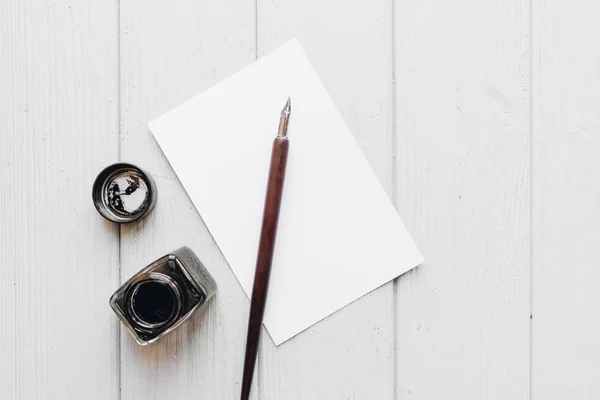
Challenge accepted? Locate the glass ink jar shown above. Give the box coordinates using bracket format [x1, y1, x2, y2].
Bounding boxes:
[110, 247, 217, 345]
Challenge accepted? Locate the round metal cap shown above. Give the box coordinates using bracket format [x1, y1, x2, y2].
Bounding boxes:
[92, 163, 157, 223]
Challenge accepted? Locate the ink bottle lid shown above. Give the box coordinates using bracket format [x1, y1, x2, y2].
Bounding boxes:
[92, 163, 157, 223]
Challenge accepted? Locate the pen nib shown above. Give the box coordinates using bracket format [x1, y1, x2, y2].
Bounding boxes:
[278, 97, 291, 137]
[283, 97, 291, 115]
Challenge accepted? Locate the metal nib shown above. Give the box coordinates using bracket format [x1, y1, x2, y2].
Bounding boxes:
[278, 97, 291, 137]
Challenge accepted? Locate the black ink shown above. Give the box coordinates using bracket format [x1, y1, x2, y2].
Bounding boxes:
[131, 280, 177, 325]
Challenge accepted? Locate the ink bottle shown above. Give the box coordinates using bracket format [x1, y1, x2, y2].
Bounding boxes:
[110, 247, 217, 345]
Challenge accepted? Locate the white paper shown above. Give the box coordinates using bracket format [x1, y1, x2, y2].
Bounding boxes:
[149, 39, 424, 345]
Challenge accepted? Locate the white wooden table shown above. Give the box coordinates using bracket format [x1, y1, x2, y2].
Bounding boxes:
[1, 0, 599, 398]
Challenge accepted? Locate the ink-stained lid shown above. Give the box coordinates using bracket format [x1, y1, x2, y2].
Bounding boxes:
[92, 163, 157, 223]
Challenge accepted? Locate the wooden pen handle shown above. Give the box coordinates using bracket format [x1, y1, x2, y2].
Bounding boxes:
[240, 136, 289, 400]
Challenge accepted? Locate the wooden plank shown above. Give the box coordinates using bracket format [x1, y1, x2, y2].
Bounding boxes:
[394, 0, 531, 398]
[0, 0, 119, 398]
[531, 1, 600, 398]
[118, 0, 256, 399]
[256, 1, 395, 399]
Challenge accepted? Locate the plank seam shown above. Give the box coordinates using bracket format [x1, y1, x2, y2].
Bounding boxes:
[117, 0, 123, 398]
[529, 0, 534, 398]
[254, 2, 260, 400]
[391, 0, 398, 399]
